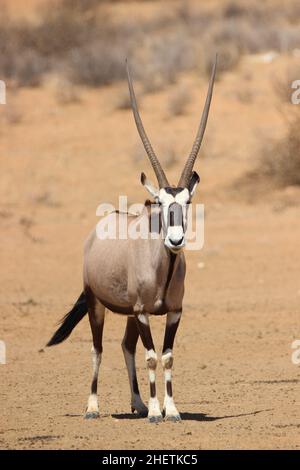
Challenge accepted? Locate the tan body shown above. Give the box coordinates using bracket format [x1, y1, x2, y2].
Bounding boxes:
[84, 210, 186, 316]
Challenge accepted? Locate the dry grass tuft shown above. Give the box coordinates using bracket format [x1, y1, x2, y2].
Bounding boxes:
[52, 77, 81, 105]
[259, 114, 300, 187]
[68, 42, 126, 86]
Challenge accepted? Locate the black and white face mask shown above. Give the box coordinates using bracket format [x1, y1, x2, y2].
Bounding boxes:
[142, 172, 200, 253]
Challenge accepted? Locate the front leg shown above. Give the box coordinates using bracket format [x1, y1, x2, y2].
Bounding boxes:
[135, 313, 162, 423]
[121, 316, 148, 416]
[162, 311, 181, 422]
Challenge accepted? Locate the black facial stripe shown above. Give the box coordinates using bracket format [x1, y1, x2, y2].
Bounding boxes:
[164, 187, 186, 196]
[168, 202, 183, 227]
[169, 211, 174, 226]
[149, 205, 162, 234]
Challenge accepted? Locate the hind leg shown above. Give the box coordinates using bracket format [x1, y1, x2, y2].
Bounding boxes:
[85, 292, 105, 419]
[122, 316, 148, 416]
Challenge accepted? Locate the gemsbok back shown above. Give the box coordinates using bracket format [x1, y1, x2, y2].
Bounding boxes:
[47, 57, 217, 422]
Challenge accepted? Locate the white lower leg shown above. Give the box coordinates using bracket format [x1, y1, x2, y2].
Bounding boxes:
[87, 393, 99, 413]
[146, 349, 162, 419]
[148, 370, 161, 417]
[162, 349, 180, 419]
[86, 347, 101, 414]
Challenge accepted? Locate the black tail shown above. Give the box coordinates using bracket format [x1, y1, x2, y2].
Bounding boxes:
[47, 292, 88, 347]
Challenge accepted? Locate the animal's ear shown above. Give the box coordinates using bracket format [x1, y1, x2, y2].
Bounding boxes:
[141, 172, 159, 200]
[188, 171, 200, 198]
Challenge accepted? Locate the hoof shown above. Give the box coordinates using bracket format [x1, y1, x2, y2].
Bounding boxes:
[164, 414, 181, 422]
[148, 414, 163, 423]
[131, 406, 148, 418]
[84, 411, 100, 420]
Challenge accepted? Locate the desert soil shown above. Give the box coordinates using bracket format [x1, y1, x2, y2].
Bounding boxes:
[1, 16, 300, 447]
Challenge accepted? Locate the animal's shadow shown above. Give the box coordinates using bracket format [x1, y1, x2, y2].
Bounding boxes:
[111, 409, 268, 421]
[63, 408, 270, 421]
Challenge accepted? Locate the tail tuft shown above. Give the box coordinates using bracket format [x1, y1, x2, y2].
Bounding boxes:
[47, 292, 88, 347]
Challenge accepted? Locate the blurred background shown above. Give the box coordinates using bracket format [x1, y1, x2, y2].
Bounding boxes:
[0, 0, 300, 450]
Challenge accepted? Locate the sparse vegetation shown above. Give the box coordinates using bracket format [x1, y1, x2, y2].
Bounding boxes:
[203, 40, 241, 78]
[259, 114, 300, 187]
[68, 42, 126, 86]
[52, 77, 81, 105]
[136, 34, 194, 92]
[1, 0, 300, 89]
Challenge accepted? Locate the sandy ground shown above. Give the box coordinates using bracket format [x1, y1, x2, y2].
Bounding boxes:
[1, 40, 300, 449]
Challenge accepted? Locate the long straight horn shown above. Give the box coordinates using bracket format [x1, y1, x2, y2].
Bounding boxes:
[126, 59, 169, 188]
[178, 54, 218, 188]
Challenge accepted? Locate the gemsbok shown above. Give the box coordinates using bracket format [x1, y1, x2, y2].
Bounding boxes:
[47, 57, 217, 422]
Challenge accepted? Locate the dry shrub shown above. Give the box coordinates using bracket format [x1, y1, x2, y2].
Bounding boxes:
[68, 42, 126, 86]
[0, 24, 48, 87]
[223, 2, 247, 19]
[12, 51, 48, 87]
[202, 12, 300, 77]
[0, 0, 105, 86]
[260, 114, 300, 186]
[203, 41, 241, 77]
[52, 77, 81, 105]
[26, 0, 102, 57]
[135, 34, 194, 93]
[33, 191, 61, 208]
[60, 0, 103, 12]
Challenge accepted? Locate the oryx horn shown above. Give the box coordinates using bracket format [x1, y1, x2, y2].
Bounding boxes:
[178, 54, 218, 188]
[126, 59, 169, 188]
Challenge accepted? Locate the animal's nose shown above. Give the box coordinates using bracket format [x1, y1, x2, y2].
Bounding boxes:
[170, 237, 184, 247]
